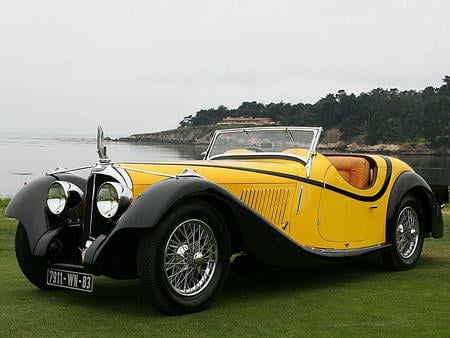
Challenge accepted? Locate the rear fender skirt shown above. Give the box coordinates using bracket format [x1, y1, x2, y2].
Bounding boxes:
[387, 172, 443, 239]
[86, 176, 396, 269]
[5, 174, 87, 253]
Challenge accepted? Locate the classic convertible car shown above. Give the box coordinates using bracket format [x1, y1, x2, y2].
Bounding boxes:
[5, 126, 445, 315]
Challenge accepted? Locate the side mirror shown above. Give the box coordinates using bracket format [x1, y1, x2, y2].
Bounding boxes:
[200, 151, 207, 160]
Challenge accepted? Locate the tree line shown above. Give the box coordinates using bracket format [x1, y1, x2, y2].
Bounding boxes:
[179, 76, 449, 148]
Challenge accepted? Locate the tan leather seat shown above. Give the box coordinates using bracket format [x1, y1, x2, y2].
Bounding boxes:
[327, 156, 370, 189]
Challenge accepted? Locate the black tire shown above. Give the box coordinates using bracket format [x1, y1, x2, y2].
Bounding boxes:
[15, 223, 54, 290]
[137, 201, 231, 315]
[381, 194, 425, 271]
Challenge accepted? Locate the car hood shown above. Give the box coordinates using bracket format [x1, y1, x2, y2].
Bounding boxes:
[117, 160, 303, 196]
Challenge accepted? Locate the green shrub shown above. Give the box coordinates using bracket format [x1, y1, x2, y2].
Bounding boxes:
[0, 198, 11, 208]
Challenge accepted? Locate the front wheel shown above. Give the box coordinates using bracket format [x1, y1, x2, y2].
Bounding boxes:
[381, 194, 425, 270]
[137, 201, 231, 315]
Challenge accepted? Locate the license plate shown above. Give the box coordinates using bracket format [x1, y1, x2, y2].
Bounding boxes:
[47, 268, 94, 292]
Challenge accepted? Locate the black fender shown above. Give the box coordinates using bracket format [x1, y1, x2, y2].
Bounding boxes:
[387, 172, 443, 239]
[117, 177, 227, 230]
[85, 177, 242, 271]
[84, 176, 322, 272]
[4, 173, 87, 253]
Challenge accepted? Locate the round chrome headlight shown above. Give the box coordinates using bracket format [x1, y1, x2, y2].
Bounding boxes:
[96, 182, 132, 219]
[47, 182, 68, 215]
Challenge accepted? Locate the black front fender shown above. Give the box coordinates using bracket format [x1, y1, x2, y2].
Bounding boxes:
[4, 173, 87, 252]
[117, 177, 231, 230]
[85, 177, 242, 272]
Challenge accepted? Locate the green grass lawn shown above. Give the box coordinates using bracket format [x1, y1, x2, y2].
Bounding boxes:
[1, 199, 449, 337]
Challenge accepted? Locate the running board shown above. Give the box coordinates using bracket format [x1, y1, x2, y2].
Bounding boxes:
[300, 243, 392, 258]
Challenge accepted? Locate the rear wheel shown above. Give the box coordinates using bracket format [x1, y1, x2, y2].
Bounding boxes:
[137, 201, 230, 315]
[381, 194, 425, 270]
[15, 223, 54, 290]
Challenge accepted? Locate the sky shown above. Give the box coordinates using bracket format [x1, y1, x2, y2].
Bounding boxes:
[0, 0, 449, 136]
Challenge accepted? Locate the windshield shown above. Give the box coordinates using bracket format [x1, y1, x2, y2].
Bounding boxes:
[207, 127, 321, 160]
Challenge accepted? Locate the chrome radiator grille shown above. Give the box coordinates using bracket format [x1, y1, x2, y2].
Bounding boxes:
[240, 187, 291, 226]
[82, 173, 114, 241]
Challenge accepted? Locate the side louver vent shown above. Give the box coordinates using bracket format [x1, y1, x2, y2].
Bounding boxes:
[240, 188, 290, 226]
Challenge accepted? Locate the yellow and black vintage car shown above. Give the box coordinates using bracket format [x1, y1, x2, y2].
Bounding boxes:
[5, 126, 445, 314]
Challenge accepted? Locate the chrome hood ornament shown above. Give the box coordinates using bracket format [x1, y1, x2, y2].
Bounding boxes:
[97, 126, 110, 164]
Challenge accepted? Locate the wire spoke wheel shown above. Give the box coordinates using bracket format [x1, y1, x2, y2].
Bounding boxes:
[137, 201, 230, 314]
[164, 219, 218, 296]
[381, 194, 424, 271]
[395, 206, 420, 259]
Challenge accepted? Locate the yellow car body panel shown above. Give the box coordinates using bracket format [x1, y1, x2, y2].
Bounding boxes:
[120, 161, 299, 232]
[118, 154, 413, 251]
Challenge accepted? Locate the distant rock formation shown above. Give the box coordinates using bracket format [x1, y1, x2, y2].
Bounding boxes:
[114, 125, 449, 155]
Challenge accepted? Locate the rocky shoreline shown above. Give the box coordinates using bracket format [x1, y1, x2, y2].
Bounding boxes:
[318, 141, 448, 155]
[112, 126, 449, 155]
[116, 125, 216, 145]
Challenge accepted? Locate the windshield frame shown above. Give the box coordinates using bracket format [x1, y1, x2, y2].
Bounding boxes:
[204, 126, 323, 170]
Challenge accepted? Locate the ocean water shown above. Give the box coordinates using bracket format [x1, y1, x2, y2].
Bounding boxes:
[0, 134, 205, 197]
[0, 134, 448, 197]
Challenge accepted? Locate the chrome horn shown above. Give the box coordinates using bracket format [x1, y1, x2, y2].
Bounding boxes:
[97, 126, 110, 164]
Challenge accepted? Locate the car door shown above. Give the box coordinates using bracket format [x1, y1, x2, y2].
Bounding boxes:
[317, 159, 387, 245]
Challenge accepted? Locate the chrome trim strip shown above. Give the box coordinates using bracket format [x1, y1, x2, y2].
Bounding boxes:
[96, 165, 133, 190]
[296, 185, 303, 215]
[113, 166, 133, 190]
[113, 164, 176, 179]
[88, 174, 96, 241]
[47, 165, 95, 175]
[178, 168, 205, 179]
[305, 127, 323, 177]
[301, 243, 392, 258]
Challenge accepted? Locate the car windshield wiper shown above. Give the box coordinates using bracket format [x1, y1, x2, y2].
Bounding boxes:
[286, 129, 298, 148]
[243, 130, 260, 148]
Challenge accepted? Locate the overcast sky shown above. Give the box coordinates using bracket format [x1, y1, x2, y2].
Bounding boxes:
[0, 0, 449, 136]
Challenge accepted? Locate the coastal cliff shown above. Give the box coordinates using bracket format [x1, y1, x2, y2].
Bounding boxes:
[117, 125, 231, 145]
[115, 125, 449, 155]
